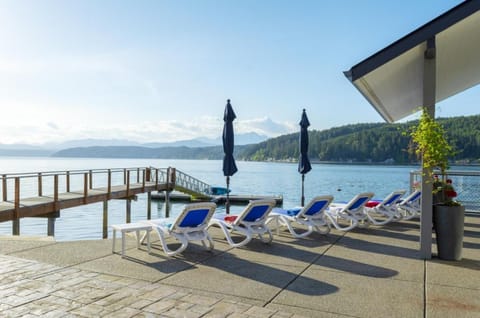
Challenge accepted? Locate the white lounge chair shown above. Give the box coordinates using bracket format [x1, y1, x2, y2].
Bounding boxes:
[364, 190, 406, 225]
[324, 192, 374, 231]
[142, 202, 217, 257]
[208, 199, 276, 248]
[267, 195, 333, 238]
[397, 190, 422, 220]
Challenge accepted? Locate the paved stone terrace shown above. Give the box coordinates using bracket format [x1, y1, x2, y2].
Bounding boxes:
[0, 214, 479, 317]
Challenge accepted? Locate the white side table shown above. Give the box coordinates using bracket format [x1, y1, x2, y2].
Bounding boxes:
[111, 223, 152, 258]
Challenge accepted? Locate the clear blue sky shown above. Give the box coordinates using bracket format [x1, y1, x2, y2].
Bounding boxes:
[0, 0, 476, 145]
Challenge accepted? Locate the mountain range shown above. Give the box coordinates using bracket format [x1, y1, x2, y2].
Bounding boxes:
[0, 132, 268, 157]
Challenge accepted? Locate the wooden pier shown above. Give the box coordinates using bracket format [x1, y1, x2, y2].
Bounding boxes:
[0, 167, 179, 238]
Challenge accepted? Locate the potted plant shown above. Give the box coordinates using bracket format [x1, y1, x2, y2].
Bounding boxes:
[409, 107, 464, 261]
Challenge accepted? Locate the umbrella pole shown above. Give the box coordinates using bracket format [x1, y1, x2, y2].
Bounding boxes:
[226, 176, 230, 214]
[301, 174, 305, 207]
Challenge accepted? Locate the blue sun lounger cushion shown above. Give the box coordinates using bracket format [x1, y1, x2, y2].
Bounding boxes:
[208, 199, 276, 248]
[324, 192, 374, 231]
[268, 195, 333, 238]
[397, 190, 422, 220]
[142, 202, 217, 257]
[364, 190, 406, 225]
[178, 209, 211, 227]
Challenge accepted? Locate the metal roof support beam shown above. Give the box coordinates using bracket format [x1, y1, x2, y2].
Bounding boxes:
[420, 37, 436, 259]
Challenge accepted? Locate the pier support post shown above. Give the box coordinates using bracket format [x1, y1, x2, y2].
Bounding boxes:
[14, 177, 20, 234]
[12, 219, 20, 235]
[126, 199, 131, 223]
[165, 167, 174, 218]
[147, 192, 152, 220]
[103, 201, 108, 239]
[32, 211, 60, 236]
[165, 191, 170, 218]
[47, 212, 58, 237]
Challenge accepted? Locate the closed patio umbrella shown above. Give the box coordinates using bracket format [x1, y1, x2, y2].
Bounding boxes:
[298, 109, 312, 207]
[222, 99, 238, 214]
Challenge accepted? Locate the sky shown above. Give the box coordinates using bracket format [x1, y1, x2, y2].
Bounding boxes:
[0, 0, 478, 145]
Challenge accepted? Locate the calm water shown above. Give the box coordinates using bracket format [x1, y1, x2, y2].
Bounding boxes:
[0, 157, 475, 241]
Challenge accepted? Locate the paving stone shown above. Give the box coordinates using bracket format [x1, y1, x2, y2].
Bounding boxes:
[190, 303, 216, 315]
[0, 287, 19, 298]
[129, 298, 155, 310]
[227, 313, 255, 318]
[30, 295, 84, 311]
[128, 280, 154, 290]
[0, 305, 32, 317]
[243, 305, 277, 317]
[271, 312, 294, 318]
[102, 307, 142, 318]
[52, 276, 91, 289]
[202, 312, 230, 318]
[13, 314, 37, 318]
[80, 271, 99, 278]
[175, 301, 195, 311]
[161, 307, 205, 318]
[42, 309, 78, 318]
[1, 290, 47, 307]
[143, 299, 177, 313]
[94, 291, 134, 307]
[0, 278, 33, 291]
[132, 312, 163, 318]
[24, 303, 57, 316]
[165, 290, 190, 300]
[115, 277, 140, 286]
[51, 288, 112, 305]
[69, 303, 112, 317]
[102, 294, 149, 312]
[0, 303, 13, 311]
[140, 286, 177, 302]
[202, 301, 245, 317]
[76, 277, 123, 291]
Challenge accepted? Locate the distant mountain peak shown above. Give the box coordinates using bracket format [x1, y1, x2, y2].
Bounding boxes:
[143, 132, 269, 148]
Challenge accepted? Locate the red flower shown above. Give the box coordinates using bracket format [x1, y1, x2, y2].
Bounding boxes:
[445, 190, 457, 198]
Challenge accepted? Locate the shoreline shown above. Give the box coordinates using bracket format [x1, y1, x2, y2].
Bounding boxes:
[1, 154, 480, 168]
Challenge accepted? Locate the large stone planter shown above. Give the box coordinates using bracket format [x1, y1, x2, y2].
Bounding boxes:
[433, 205, 465, 260]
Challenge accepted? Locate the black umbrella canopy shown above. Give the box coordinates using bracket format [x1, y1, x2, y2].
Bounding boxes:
[298, 108, 311, 206]
[223, 99, 238, 177]
[222, 99, 237, 214]
[298, 109, 312, 175]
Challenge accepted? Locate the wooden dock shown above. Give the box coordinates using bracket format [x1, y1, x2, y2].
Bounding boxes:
[211, 194, 283, 205]
[0, 167, 177, 237]
[151, 191, 283, 205]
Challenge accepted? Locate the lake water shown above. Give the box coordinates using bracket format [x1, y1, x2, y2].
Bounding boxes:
[0, 157, 477, 241]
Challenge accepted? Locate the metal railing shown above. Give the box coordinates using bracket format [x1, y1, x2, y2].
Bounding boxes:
[0, 166, 213, 209]
[171, 168, 211, 195]
[1, 167, 169, 203]
[410, 169, 480, 212]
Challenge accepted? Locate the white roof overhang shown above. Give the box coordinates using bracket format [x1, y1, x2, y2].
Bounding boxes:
[344, 0, 480, 123]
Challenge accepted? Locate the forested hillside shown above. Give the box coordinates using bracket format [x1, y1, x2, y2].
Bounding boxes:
[237, 115, 480, 164]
